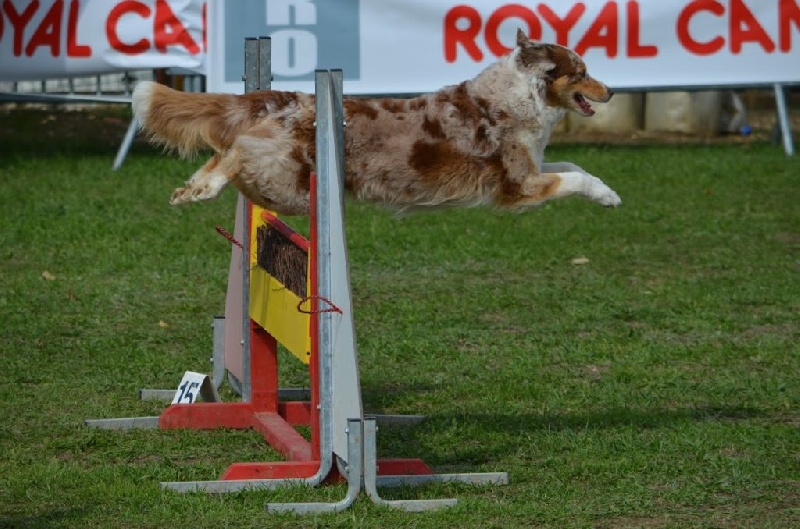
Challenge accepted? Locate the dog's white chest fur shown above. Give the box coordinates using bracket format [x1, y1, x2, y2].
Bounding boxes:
[518, 106, 565, 169]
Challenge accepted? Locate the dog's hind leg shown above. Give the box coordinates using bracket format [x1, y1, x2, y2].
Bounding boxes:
[170, 154, 234, 205]
[169, 118, 311, 213]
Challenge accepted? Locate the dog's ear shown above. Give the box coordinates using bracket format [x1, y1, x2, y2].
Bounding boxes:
[516, 35, 556, 74]
[516, 28, 530, 48]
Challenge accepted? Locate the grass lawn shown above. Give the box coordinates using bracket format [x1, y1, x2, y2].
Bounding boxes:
[1, 107, 798, 528]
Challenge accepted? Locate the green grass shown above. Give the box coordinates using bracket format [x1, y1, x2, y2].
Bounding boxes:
[1, 108, 799, 528]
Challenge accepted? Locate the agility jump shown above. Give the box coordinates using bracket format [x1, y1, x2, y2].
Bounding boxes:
[88, 37, 507, 514]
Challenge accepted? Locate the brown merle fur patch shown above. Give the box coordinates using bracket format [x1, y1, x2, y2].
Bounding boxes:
[343, 99, 379, 120]
[422, 116, 446, 139]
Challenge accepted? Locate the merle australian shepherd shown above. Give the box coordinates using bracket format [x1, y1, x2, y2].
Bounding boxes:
[132, 30, 621, 215]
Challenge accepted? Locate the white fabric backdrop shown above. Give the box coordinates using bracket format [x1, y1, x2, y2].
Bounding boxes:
[2, 0, 797, 93]
[208, 0, 800, 94]
[0, 0, 206, 81]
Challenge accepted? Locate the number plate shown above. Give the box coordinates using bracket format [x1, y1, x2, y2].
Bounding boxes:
[172, 371, 220, 404]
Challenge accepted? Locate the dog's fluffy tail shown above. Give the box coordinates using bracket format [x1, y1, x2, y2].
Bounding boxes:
[132, 81, 256, 156]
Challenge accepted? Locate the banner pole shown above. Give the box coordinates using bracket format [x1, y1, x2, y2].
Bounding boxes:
[774, 84, 795, 157]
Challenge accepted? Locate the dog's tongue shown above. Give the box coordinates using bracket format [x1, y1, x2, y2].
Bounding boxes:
[576, 95, 595, 115]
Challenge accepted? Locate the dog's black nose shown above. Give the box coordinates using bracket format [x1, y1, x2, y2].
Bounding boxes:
[608, 89, 615, 98]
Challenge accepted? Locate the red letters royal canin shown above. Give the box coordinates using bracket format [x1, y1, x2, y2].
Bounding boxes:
[0, 0, 206, 58]
[677, 0, 800, 54]
[1, 0, 798, 68]
[444, 0, 800, 62]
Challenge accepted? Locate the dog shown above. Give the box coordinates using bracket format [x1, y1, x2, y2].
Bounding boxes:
[132, 29, 621, 215]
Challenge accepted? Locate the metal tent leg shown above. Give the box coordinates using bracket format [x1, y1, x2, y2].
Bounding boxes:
[774, 83, 795, 156]
[112, 116, 138, 170]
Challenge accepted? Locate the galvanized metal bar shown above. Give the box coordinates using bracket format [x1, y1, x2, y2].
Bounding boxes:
[84, 417, 160, 430]
[139, 389, 176, 401]
[363, 418, 458, 511]
[112, 116, 139, 171]
[266, 418, 363, 513]
[289, 69, 337, 487]
[321, 68, 365, 464]
[211, 316, 226, 390]
[331, 70, 346, 181]
[774, 83, 795, 156]
[376, 472, 510, 488]
[140, 387, 311, 402]
[259, 37, 272, 90]
[240, 40, 258, 403]
[243, 37, 259, 94]
[162, 478, 303, 494]
[223, 194, 246, 388]
[370, 414, 426, 426]
[0, 92, 132, 104]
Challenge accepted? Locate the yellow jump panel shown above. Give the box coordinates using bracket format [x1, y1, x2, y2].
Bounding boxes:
[249, 206, 311, 365]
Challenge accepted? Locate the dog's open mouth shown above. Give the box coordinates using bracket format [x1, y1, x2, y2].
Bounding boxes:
[574, 94, 595, 116]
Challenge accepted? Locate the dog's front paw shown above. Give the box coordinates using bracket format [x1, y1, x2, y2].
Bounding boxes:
[584, 175, 622, 208]
[594, 186, 622, 207]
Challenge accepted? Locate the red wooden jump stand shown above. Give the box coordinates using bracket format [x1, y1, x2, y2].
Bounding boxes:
[156, 199, 437, 485]
[159, 321, 320, 479]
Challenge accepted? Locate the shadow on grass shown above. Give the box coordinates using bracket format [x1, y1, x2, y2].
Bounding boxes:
[377, 404, 763, 467]
[438, 405, 763, 432]
[0, 508, 89, 529]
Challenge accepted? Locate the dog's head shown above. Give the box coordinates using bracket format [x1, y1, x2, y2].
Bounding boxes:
[515, 29, 613, 117]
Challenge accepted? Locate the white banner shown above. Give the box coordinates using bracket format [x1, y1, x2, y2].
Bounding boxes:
[6, 1, 795, 91]
[208, 0, 800, 95]
[0, 0, 207, 81]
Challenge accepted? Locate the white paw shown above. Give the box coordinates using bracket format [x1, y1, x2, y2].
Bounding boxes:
[585, 175, 622, 208]
[594, 186, 622, 207]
